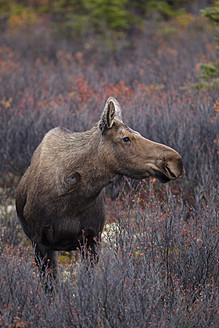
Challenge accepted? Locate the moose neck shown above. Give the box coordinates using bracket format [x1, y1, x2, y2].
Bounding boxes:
[66, 125, 116, 199]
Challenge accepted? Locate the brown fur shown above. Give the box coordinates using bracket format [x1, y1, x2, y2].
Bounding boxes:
[16, 97, 184, 287]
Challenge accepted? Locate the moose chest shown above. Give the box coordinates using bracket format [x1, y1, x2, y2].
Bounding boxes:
[29, 188, 106, 251]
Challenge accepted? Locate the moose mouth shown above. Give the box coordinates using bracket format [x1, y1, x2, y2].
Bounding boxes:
[153, 170, 171, 183]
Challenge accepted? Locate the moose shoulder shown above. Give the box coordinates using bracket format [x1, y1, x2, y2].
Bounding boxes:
[16, 97, 184, 286]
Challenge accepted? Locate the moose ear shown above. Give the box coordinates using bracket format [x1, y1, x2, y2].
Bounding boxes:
[99, 97, 122, 133]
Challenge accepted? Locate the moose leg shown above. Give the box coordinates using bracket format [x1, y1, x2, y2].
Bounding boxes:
[34, 243, 58, 293]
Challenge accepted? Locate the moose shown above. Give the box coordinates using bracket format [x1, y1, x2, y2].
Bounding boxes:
[16, 97, 184, 289]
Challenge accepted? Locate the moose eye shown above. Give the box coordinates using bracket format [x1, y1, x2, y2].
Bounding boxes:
[123, 137, 130, 142]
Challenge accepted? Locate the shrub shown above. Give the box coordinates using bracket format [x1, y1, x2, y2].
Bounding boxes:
[0, 184, 218, 327]
[197, 1, 219, 88]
